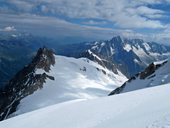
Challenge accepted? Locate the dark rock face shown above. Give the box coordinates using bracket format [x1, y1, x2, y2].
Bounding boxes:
[0, 47, 55, 121]
[108, 60, 168, 96]
[108, 82, 127, 95]
[139, 61, 167, 79]
[32, 47, 55, 72]
[139, 63, 156, 79]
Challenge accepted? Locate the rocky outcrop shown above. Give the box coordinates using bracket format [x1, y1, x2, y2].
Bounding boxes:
[139, 61, 167, 79]
[108, 60, 168, 96]
[0, 47, 55, 121]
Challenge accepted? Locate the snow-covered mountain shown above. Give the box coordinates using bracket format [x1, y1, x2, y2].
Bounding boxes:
[0, 47, 126, 120]
[1, 37, 170, 127]
[80, 36, 170, 77]
[60, 36, 170, 77]
[1, 35, 169, 88]
[1, 82, 170, 128]
[109, 57, 170, 95]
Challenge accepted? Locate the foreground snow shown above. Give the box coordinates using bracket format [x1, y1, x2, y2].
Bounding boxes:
[2, 83, 170, 128]
[10, 55, 126, 117]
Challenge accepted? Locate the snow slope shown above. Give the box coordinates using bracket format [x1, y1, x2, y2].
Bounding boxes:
[10, 55, 126, 116]
[1, 83, 170, 128]
[112, 58, 170, 94]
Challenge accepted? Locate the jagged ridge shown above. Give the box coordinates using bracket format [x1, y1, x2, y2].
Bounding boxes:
[63, 36, 170, 77]
[0, 47, 55, 120]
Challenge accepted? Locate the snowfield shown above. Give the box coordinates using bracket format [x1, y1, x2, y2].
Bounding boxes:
[10, 55, 126, 117]
[1, 83, 170, 128]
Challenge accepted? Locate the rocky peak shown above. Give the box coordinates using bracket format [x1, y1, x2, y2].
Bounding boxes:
[110, 36, 124, 47]
[111, 36, 123, 42]
[32, 47, 55, 72]
[0, 47, 55, 121]
[139, 61, 166, 79]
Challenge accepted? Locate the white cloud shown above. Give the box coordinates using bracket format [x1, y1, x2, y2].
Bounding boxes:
[1, 0, 170, 44]
[137, 6, 164, 15]
[0, 26, 16, 32]
[0, 0, 168, 29]
[126, 6, 165, 19]
[0, 13, 170, 44]
[0, 14, 114, 41]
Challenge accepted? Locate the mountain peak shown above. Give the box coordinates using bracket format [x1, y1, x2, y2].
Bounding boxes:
[0, 47, 55, 121]
[111, 36, 123, 43]
[32, 47, 55, 72]
[111, 35, 145, 45]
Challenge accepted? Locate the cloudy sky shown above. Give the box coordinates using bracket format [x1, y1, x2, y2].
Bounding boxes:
[1, 0, 170, 43]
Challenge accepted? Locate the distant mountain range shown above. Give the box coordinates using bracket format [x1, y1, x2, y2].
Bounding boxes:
[60, 36, 170, 77]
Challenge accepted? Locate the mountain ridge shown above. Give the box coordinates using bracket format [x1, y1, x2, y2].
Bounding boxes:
[0, 47, 55, 120]
[0, 47, 127, 120]
[59, 36, 170, 77]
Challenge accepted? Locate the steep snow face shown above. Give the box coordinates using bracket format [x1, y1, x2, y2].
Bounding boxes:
[2, 83, 170, 128]
[11, 55, 126, 116]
